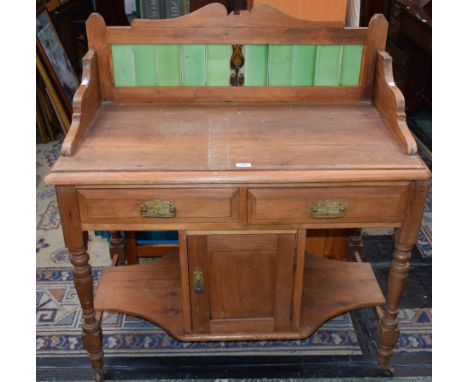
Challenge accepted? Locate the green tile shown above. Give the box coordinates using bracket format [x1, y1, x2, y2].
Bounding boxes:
[157, 45, 181, 86]
[112, 43, 363, 88]
[269, 45, 293, 86]
[292, 45, 317, 86]
[181, 45, 206, 86]
[340, 45, 364, 86]
[133, 45, 157, 86]
[206, 45, 230, 86]
[112, 45, 135, 87]
[245, 45, 269, 86]
[314, 45, 343, 86]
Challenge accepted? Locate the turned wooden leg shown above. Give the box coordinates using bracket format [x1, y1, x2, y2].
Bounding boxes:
[109, 231, 125, 264]
[377, 233, 411, 374]
[57, 186, 104, 381]
[71, 243, 105, 381]
[376, 181, 428, 373]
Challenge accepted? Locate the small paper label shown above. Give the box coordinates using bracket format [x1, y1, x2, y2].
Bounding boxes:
[235, 163, 252, 168]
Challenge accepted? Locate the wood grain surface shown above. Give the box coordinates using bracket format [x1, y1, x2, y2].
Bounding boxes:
[50, 102, 425, 176]
[94, 250, 386, 341]
[247, 185, 409, 224]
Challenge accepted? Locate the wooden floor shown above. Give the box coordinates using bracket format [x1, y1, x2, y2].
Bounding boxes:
[52, 101, 426, 173]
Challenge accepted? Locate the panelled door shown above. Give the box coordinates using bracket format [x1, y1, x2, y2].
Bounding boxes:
[187, 232, 298, 335]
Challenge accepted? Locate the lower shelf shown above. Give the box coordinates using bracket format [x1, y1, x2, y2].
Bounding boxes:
[94, 253, 385, 341]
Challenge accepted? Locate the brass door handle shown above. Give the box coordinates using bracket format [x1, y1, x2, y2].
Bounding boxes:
[310, 199, 346, 219]
[139, 199, 176, 218]
[193, 268, 204, 294]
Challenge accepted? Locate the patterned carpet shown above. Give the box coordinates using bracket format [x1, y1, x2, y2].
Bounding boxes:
[36, 263, 431, 357]
[36, 140, 432, 358]
[36, 142, 111, 268]
[37, 266, 366, 357]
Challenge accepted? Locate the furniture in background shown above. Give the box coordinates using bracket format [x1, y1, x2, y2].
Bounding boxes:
[360, 0, 395, 26]
[36, 4, 78, 141]
[387, 0, 431, 112]
[37, 6, 79, 106]
[44, 0, 82, 74]
[191, 1, 247, 13]
[138, 0, 190, 19]
[37, 52, 70, 141]
[360, 0, 431, 112]
[42, 0, 132, 73]
[47, 5, 430, 380]
[136, 0, 246, 17]
[94, 0, 130, 25]
[247, 0, 348, 24]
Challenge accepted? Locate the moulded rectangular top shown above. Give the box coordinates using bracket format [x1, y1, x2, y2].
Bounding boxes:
[47, 101, 430, 185]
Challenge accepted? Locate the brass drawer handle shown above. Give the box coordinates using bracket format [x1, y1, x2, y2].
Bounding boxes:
[311, 199, 346, 219]
[139, 199, 176, 218]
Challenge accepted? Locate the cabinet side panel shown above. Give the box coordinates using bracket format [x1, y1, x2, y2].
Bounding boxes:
[292, 229, 306, 330]
[274, 233, 296, 331]
[178, 231, 192, 334]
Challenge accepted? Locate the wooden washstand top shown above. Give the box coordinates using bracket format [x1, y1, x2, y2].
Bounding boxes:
[48, 101, 429, 185]
[45, 4, 431, 186]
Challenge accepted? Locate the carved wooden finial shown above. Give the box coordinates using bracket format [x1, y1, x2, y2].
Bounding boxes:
[369, 13, 389, 27]
[86, 13, 106, 50]
[364, 13, 389, 98]
[86, 12, 106, 31]
[368, 14, 389, 48]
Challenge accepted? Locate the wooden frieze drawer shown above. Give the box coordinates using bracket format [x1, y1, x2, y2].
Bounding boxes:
[77, 188, 239, 224]
[247, 185, 409, 224]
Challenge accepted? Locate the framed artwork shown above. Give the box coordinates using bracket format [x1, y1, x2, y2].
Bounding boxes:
[36, 8, 79, 104]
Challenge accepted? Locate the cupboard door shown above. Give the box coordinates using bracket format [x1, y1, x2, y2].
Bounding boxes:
[188, 233, 297, 335]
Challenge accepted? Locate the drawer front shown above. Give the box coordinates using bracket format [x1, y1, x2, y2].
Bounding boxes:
[78, 188, 239, 223]
[248, 186, 409, 224]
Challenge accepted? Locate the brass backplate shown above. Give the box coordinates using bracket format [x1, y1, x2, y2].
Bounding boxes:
[311, 199, 346, 219]
[139, 199, 176, 218]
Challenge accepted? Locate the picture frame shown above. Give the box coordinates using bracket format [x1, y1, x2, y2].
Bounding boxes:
[36, 7, 78, 109]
